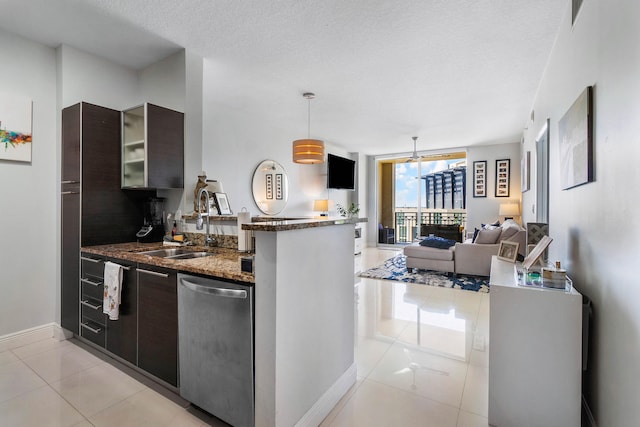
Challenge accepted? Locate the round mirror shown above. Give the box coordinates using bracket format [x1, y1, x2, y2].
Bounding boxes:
[252, 160, 289, 215]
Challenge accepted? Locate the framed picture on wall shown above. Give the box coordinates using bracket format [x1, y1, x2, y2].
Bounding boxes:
[495, 159, 510, 197]
[473, 160, 487, 198]
[559, 86, 593, 190]
[265, 174, 273, 200]
[0, 94, 32, 163]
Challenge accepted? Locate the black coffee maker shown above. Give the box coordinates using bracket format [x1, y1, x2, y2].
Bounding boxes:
[136, 197, 166, 242]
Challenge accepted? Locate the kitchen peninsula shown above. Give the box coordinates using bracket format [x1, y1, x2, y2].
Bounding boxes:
[82, 217, 363, 427]
[244, 217, 362, 427]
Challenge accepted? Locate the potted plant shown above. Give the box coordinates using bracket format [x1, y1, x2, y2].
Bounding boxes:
[336, 203, 360, 218]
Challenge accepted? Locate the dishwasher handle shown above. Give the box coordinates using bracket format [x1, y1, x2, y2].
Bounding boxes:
[180, 279, 247, 299]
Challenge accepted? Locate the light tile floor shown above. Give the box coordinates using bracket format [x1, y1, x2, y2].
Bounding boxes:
[0, 247, 490, 427]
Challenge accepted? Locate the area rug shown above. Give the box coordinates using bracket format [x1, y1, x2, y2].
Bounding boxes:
[359, 254, 489, 293]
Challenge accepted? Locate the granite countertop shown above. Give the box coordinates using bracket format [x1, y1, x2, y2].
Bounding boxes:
[81, 242, 255, 284]
[242, 216, 367, 232]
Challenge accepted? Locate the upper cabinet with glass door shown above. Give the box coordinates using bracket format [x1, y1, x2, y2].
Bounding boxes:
[122, 103, 184, 189]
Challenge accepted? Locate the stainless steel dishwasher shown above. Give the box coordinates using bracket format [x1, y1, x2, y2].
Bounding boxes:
[177, 273, 254, 427]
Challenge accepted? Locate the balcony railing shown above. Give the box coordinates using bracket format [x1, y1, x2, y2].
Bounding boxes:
[394, 209, 466, 243]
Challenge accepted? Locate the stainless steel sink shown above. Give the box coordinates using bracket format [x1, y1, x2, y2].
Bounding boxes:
[168, 252, 213, 260]
[138, 248, 213, 260]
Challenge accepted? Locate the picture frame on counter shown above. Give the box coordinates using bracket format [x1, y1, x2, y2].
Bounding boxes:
[497, 240, 519, 263]
[495, 158, 510, 197]
[473, 160, 487, 198]
[213, 192, 232, 215]
[522, 235, 553, 270]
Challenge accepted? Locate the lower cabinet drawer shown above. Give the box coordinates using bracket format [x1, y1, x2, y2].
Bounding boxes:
[81, 255, 104, 280]
[81, 278, 104, 301]
[80, 319, 105, 348]
[81, 298, 105, 325]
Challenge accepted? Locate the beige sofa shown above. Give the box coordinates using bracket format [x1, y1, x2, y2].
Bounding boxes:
[404, 220, 526, 277]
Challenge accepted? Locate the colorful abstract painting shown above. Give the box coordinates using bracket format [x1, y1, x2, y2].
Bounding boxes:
[1, 94, 32, 163]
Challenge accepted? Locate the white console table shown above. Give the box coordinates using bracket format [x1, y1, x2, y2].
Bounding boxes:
[488, 256, 582, 427]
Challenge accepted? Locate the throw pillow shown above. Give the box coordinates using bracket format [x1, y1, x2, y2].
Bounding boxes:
[419, 236, 456, 249]
[474, 227, 502, 244]
[481, 220, 501, 230]
[500, 219, 523, 241]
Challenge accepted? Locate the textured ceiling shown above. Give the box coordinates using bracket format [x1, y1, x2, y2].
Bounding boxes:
[0, 0, 568, 155]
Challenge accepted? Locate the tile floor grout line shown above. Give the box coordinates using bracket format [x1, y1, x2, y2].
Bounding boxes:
[7, 346, 95, 425]
[363, 376, 463, 412]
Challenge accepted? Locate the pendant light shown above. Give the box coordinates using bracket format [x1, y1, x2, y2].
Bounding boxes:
[293, 92, 325, 164]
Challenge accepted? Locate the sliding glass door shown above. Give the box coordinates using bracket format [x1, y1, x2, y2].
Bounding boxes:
[378, 152, 467, 244]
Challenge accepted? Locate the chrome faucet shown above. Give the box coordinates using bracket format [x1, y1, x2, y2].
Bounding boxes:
[196, 187, 217, 247]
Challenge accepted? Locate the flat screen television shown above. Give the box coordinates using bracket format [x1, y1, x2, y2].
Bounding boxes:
[327, 153, 356, 190]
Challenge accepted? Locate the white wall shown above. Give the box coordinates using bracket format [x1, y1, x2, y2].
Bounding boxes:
[58, 45, 139, 111]
[521, 1, 640, 425]
[466, 143, 522, 230]
[0, 29, 57, 336]
[181, 51, 204, 217]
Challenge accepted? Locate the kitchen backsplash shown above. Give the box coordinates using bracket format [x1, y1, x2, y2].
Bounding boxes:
[183, 232, 238, 250]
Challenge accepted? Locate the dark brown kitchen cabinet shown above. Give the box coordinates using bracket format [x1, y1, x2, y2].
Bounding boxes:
[122, 103, 184, 189]
[137, 264, 178, 387]
[61, 102, 153, 335]
[61, 189, 80, 333]
[105, 258, 138, 365]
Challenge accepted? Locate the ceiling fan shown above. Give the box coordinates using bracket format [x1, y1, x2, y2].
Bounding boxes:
[405, 136, 421, 163]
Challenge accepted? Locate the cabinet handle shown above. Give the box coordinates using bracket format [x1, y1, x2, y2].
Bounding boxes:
[138, 268, 169, 278]
[61, 180, 80, 184]
[81, 323, 102, 334]
[81, 278, 102, 287]
[61, 191, 80, 195]
[81, 257, 103, 264]
[81, 300, 102, 310]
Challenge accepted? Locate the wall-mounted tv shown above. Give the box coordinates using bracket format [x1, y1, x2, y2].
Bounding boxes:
[327, 153, 356, 190]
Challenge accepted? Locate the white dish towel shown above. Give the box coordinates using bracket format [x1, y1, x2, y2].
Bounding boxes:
[103, 261, 123, 320]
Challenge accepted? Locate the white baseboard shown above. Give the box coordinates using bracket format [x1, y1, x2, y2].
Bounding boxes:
[295, 363, 357, 427]
[0, 323, 69, 352]
[582, 394, 597, 427]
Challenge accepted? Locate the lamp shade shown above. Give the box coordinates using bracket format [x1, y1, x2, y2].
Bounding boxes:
[313, 199, 329, 212]
[499, 203, 521, 216]
[293, 139, 324, 164]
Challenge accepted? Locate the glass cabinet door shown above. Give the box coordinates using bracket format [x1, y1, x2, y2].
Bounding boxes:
[122, 105, 146, 188]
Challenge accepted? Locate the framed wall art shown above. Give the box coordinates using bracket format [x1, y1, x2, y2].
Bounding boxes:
[473, 160, 487, 198]
[572, 0, 584, 25]
[275, 173, 283, 200]
[0, 94, 33, 163]
[495, 159, 510, 197]
[265, 174, 273, 200]
[521, 151, 530, 192]
[559, 86, 593, 190]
